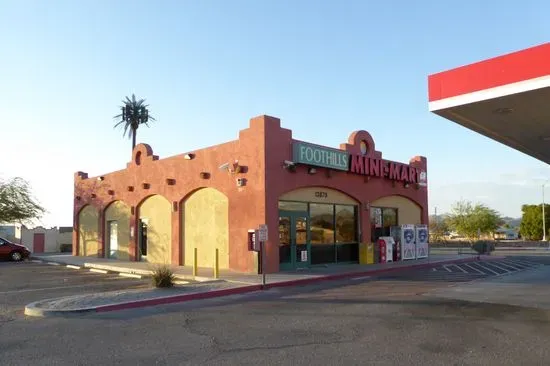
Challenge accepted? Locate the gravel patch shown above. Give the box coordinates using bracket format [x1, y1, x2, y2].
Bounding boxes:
[30, 282, 243, 311]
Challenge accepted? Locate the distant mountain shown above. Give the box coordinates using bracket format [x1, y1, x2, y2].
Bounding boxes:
[501, 216, 521, 228]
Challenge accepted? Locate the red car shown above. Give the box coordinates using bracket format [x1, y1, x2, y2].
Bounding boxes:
[0, 237, 31, 261]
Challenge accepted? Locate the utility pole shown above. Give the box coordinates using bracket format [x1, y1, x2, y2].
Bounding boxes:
[543, 183, 547, 242]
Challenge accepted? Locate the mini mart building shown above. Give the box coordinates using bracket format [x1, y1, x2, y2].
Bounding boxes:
[73, 115, 428, 273]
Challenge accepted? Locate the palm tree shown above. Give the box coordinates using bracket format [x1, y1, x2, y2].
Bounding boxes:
[114, 94, 156, 152]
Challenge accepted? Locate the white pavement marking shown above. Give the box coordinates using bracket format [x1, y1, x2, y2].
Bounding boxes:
[464, 263, 486, 274]
[0, 284, 97, 295]
[174, 280, 190, 285]
[506, 259, 539, 267]
[484, 262, 512, 273]
[442, 265, 453, 272]
[31, 260, 43, 263]
[66, 265, 81, 270]
[473, 262, 500, 275]
[432, 268, 437, 272]
[497, 261, 524, 271]
[89, 268, 108, 274]
[451, 264, 468, 273]
[46, 262, 61, 266]
[119, 273, 142, 279]
[351, 276, 372, 281]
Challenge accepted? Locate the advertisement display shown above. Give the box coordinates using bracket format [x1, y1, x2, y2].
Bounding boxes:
[391, 225, 416, 260]
[415, 225, 429, 259]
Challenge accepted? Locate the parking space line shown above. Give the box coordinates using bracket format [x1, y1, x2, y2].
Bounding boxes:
[464, 263, 486, 274]
[30, 260, 43, 263]
[483, 262, 512, 273]
[66, 265, 81, 270]
[451, 264, 468, 273]
[498, 261, 524, 271]
[506, 259, 539, 267]
[46, 262, 61, 266]
[471, 262, 500, 275]
[119, 273, 143, 279]
[442, 265, 453, 272]
[89, 268, 109, 274]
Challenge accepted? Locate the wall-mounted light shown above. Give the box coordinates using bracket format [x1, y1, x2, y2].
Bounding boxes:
[166, 178, 176, 185]
[282, 160, 296, 172]
[127, 186, 134, 192]
[75, 196, 81, 201]
[108, 190, 115, 195]
[308, 167, 317, 174]
[184, 153, 195, 160]
[236, 178, 246, 187]
[200, 172, 210, 179]
[97, 176, 104, 181]
[91, 194, 97, 198]
[142, 183, 150, 189]
[404, 183, 410, 188]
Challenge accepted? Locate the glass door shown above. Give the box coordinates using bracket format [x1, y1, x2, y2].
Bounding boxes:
[138, 219, 148, 261]
[108, 221, 118, 259]
[278, 211, 310, 270]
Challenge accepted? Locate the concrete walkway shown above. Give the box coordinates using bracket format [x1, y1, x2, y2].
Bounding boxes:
[32, 253, 479, 285]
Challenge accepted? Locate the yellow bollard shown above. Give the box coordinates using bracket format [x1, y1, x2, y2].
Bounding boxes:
[193, 248, 198, 277]
[214, 248, 219, 279]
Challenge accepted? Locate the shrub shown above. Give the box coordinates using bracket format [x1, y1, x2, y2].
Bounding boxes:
[151, 265, 175, 288]
[471, 240, 495, 255]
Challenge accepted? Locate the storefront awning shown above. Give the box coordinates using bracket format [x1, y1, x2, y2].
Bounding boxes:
[428, 42, 550, 164]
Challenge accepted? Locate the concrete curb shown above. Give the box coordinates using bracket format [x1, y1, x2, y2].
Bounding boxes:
[25, 256, 485, 317]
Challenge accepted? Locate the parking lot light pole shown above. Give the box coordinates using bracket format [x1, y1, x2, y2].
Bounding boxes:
[543, 181, 548, 242]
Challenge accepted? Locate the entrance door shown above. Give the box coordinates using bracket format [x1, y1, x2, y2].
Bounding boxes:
[33, 233, 45, 253]
[108, 221, 118, 259]
[138, 219, 149, 261]
[278, 211, 310, 270]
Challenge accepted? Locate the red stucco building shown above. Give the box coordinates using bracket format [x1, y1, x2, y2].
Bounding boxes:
[74, 115, 428, 273]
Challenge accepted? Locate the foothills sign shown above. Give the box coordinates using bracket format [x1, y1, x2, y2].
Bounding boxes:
[292, 141, 426, 185]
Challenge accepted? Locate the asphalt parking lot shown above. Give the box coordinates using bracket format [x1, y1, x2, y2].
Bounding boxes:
[1, 257, 550, 365]
[0, 260, 149, 320]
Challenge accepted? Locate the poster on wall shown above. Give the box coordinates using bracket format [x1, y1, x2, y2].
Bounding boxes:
[373, 208, 382, 228]
[415, 224, 429, 258]
[401, 224, 416, 260]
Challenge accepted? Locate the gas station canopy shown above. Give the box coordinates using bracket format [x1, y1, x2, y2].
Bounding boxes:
[428, 42, 550, 164]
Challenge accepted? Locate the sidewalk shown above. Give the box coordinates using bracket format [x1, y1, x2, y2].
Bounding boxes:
[32, 252, 481, 285]
[24, 252, 491, 318]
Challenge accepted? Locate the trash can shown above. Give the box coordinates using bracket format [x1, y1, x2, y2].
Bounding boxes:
[359, 242, 375, 264]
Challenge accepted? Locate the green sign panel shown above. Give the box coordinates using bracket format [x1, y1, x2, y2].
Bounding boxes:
[292, 142, 349, 171]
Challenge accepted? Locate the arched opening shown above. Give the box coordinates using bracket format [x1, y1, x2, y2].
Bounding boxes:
[278, 187, 359, 269]
[183, 188, 229, 269]
[369, 195, 422, 242]
[104, 200, 131, 260]
[78, 205, 99, 257]
[138, 195, 172, 264]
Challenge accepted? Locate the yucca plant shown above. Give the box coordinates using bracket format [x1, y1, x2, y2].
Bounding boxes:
[151, 264, 175, 288]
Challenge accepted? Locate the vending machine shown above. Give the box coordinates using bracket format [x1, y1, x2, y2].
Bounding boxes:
[390, 224, 416, 260]
[377, 237, 394, 263]
[415, 224, 429, 259]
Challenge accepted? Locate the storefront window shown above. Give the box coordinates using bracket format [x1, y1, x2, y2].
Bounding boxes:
[370, 207, 398, 242]
[310, 203, 334, 244]
[335, 205, 357, 243]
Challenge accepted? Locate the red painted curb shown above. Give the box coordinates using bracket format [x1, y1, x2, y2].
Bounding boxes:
[93, 256, 481, 313]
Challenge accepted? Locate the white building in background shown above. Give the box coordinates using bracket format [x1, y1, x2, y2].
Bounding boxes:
[0, 224, 72, 253]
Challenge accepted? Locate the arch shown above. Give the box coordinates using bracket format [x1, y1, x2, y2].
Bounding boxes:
[78, 204, 99, 257]
[279, 186, 359, 205]
[104, 200, 131, 260]
[370, 195, 422, 225]
[138, 194, 172, 264]
[183, 188, 229, 269]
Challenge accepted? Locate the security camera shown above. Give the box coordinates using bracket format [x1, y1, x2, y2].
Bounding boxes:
[218, 162, 230, 171]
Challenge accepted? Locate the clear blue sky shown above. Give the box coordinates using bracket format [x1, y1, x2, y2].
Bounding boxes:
[1, 0, 549, 226]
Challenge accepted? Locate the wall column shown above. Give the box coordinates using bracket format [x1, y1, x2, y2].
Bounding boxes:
[129, 207, 138, 261]
[171, 205, 181, 266]
[98, 209, 105, 258]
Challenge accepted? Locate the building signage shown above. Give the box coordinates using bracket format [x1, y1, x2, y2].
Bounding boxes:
[291, 141, 426, 185]
[292, 142, 349, 171]
[349, 155, 422, 184]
